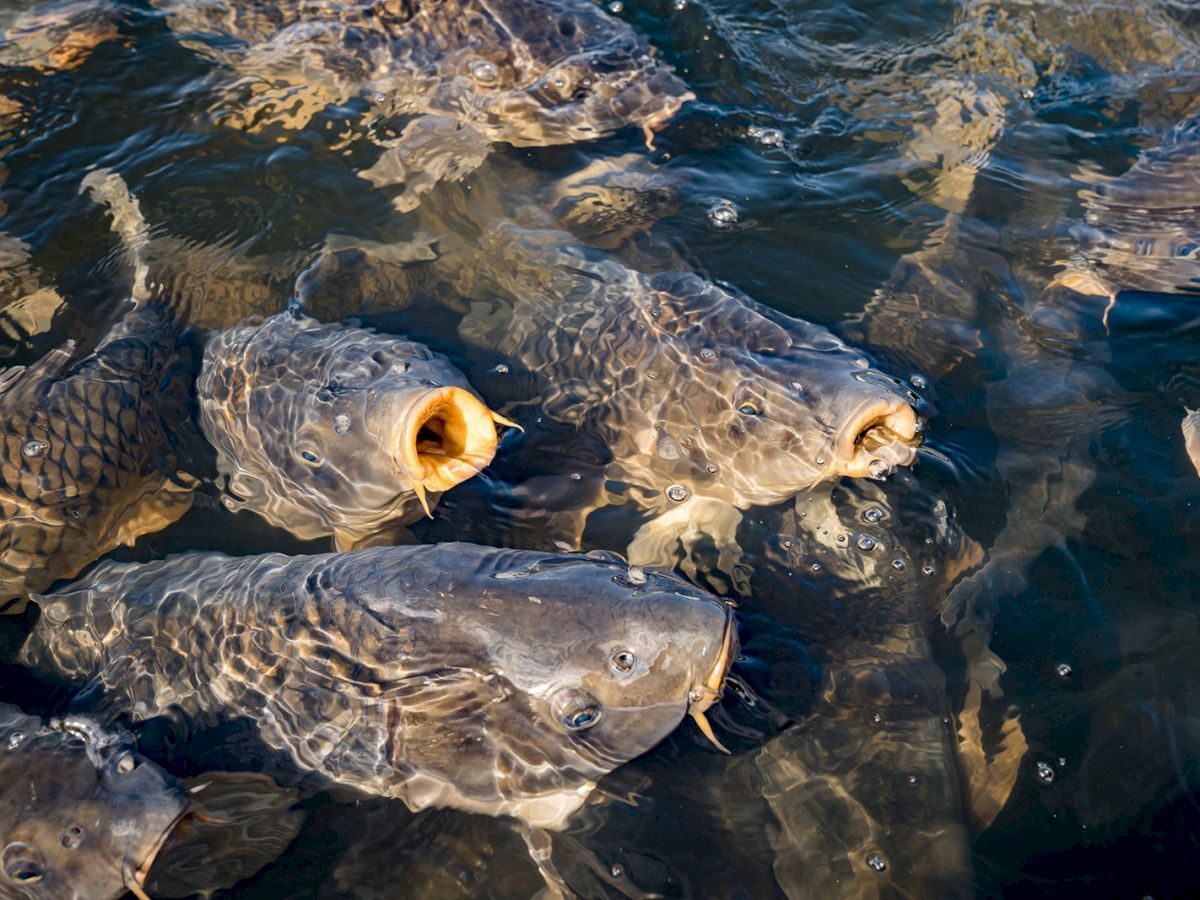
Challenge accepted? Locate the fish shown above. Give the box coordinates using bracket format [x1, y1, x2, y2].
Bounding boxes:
[199, 312, 510, 550]
[0, 703, 305, 900]
[0, 702, 188, 900]
[1049, 111, 1200, 309]
[418, 196, 922, 583]
[20, 542, 737, 830]
[153, 0, 693, 212]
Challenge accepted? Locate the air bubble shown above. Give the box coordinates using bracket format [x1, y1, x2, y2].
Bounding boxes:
[611, 864, 623, 878]
[707, 199, 738, 227]
[868, 459, 891, 479]
[333, 415, 351, 435]
[1035, 760, 1055, 784]
[748, 125, 784, 147]
[666, 484, 689, 502]
[671, 0, 688, 9]
[6, 732, 25, 750]
[700, 348, 716, 361]
[854, 358, 869, 369]
[469, 59, 499, 84]
[1055, 662, 1073, 679]
[1020, 87, 1035, 100]
[489, 363, 509, 375]
[705, 463, 718, 474]
[836, 534, 847, 543]
[815, 455, 826, 466]
[891, 559, 905, 571]
[856, 535, 876, 551]
[921, 564, 935, 576]
[910, 373, 928, 389]
[570, 473, 582, 481]
[810, 563, 821, 573]
[862, 507, 883, 524]
[626, 565, 646, 585]
[21, 440, 48, 458]
[607, 1, 624, 12]
[907, 774, 918, 785]
[790, 382, 804, 392]
[865, 853, 887, 873]
[872, 712, 882, 724]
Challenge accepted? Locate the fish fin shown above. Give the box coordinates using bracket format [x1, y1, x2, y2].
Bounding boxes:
[0, 339, 77, 397]
[627, 496, 749, 596]
[362, 116, 490, 213]
[332, 530, 357, 553]
[517, 824, 571, 900]
[956, 681, 1028, 833]
[146, 772, 304, 898]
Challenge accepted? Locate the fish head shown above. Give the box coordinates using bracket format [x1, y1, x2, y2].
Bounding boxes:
[0, 712, 188, 900]
[452, 0, 693, 146]
[642, 285, 922, 506]
[375, 547, 736, 828]
[201, 314, 508, 543]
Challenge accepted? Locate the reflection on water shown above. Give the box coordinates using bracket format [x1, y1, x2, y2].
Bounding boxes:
[1, 0, 1199, 896]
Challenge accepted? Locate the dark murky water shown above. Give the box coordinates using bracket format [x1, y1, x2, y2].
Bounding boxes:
[2, 0, 1199, 897]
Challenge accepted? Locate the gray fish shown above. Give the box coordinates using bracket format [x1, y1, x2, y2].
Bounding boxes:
[154, 0, 692, 211]
[20, 542, 737, 830]
[199, 313, 511, 550]
[0, 703, 188, 900]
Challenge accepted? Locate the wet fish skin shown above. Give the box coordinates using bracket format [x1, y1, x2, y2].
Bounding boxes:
[0, 302, 194, 614]
[198, 311, 503, 549]
[451, 223, 921, 512]
[156, 0, 692, 210]
[21, 542, 736, 831]
[0, 703, 188, 900]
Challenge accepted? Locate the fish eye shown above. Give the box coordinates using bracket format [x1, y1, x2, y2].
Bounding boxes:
[297, 447, 322, 465]
[565, 706, 601, 730]
[736, 400, 762, 416]
[60, 825, 84, 850]
[550, 688, 603, 732]
[611, 649, 635, 673]
[2, 844, 45, 884]
[114, 752, 137, 774]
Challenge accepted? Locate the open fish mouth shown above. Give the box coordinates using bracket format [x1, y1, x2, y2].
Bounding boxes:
[688, 608, 738, 754]
[394, 386, 516, 516]
[123, 804, 191, 900]
[834, 397, 921, 480]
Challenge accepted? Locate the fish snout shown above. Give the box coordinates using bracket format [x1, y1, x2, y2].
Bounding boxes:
[832, 394, 921, 480]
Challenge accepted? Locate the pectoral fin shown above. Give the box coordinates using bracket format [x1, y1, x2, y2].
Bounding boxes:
[361, 116, 490, 213]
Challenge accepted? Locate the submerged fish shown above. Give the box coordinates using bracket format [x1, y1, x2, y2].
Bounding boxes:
[0, 702, 186, 900]
[21, 542, 736, 830]
[155, 0, 692, 211]
[0, 703, 304, 900]
[0, 1, 120, 74]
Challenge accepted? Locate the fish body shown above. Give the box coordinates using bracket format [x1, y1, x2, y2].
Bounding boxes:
[21, 542, 736, 830]
[0, 301, 194, 614]
[0, 702, 188, 900]
[438, 220, 921, 573]
[1183, 409, 1200, 478]
[156, 0, 691, 210]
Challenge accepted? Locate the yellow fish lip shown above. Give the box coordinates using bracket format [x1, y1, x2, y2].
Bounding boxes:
[393, 386, 503, 517]
[688, 608, 737, 754]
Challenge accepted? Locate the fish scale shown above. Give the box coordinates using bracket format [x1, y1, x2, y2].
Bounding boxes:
[0, 303, 194, 613]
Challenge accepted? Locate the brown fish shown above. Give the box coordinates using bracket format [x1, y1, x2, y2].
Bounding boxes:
[1183, 408, 1200, 478]
[0, 703, 188, 900]
[21, 542, 736, 830]
[154, 0, 692, 211]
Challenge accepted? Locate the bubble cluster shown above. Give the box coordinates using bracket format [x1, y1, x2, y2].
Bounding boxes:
[748, 125, 784, 147]
[1035, 760, 1056, 784]
[707, 199, 738, 227]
